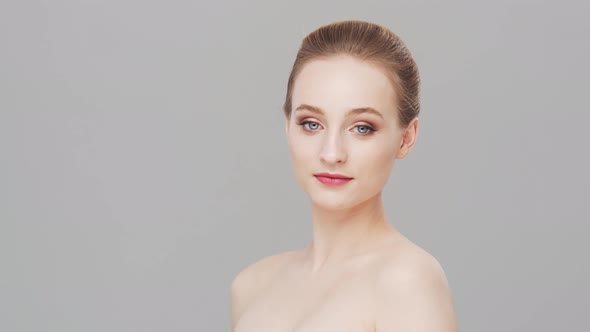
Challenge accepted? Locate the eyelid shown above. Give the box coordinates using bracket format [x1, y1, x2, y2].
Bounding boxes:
[296, 117, 374, 126]
[353, 121, 377, 130]
[355, 121, 375, 127]
[351, 123, 376, 135]
[297, 119, 324, 131]
[296, 118, 377, 134]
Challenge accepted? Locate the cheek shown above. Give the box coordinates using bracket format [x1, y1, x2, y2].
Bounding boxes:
[357, 139, 397, 179]
[287, 132, 315, 167]
[287, 133, 318, 191]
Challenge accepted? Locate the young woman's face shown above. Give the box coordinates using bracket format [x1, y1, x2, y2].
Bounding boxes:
[286, 55, 413, 210]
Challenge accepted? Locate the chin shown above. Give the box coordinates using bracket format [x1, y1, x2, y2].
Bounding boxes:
[310, 199, 354, 211]
[308, 185, 384, 211]
[306, 190, 361, 211]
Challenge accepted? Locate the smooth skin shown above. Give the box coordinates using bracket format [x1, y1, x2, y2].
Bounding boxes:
[231, 55, 458, 332]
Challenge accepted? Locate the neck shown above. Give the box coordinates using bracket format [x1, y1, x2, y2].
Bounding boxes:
[303, 193, 398, 273]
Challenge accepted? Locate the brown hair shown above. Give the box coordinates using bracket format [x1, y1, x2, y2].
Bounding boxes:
[283, 20, 420, 129]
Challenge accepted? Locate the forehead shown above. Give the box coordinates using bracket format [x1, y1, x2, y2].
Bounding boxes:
[292, 56, 397, 117]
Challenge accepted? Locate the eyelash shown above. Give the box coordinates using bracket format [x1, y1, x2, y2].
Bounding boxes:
[296, 120, 376, 135]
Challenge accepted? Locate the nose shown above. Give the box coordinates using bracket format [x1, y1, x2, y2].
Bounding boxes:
[319, 131, 347, 165]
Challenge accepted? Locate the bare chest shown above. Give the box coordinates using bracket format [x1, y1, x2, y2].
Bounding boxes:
[234, 272, 376, 332]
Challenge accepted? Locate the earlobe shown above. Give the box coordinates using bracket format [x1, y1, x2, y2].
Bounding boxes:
[396, 118, 419, 159]
[396, 141, 408, 159]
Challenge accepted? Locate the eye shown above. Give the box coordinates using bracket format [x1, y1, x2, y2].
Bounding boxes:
[352, 124, 375, 135]
[298, 120, 323, 132]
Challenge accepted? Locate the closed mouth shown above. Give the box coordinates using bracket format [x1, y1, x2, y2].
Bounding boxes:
[313, 173, 353, 179]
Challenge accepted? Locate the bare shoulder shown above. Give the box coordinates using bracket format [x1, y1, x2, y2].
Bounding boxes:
[377, 239, 450, 286]
[374, 239, 458, 332]
[231, 250, 295, 292]
[230, 250, 296, 328]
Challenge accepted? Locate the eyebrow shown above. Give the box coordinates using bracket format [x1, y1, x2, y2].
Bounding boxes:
[294, 103, 384, 120]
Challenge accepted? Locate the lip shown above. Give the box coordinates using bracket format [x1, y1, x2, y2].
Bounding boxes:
[313, 172, 353, 186]
[313, 172, 353, 179]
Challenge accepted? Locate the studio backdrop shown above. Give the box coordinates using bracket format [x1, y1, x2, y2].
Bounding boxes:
[1, 0, 589, 331]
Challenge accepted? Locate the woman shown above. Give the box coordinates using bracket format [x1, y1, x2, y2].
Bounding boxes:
[231, 20, 458, 332]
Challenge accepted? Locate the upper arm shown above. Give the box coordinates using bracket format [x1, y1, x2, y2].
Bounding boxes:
[230, 253, 288, 330]
[230, 271, 248, 330]
[230, 261, 264, 330]
[375, 255, 458, 332]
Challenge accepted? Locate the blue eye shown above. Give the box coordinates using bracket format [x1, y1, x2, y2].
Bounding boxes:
[296, 120, 375, 135]
[299, 121, 322, 131]
[353, 125, 375, 135]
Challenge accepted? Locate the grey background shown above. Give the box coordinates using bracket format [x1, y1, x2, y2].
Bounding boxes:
[1, 0, 588, 331]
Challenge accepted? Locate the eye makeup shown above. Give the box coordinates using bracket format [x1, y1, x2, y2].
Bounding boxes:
[295, 118, 378, 136]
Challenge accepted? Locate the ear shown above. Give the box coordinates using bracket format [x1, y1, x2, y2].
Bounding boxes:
[396, 117, 419, 159]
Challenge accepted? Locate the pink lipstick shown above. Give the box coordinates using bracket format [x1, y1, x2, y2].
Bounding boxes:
[313, 172, 353, 186]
